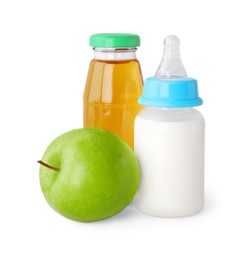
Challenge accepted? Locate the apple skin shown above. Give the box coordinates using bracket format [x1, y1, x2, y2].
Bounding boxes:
[39, 128, 140, 222]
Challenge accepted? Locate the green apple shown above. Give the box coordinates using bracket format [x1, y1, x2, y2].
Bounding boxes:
[39, 128, 140, 222]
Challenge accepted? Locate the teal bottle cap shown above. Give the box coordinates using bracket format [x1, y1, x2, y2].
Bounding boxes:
[89, 33, 140, 48]
[138, 77, 203, 108]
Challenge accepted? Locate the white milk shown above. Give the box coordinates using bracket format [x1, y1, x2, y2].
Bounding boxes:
[134, 107, 205, 217]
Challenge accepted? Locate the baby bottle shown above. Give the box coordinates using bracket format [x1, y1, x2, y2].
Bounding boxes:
[83, 33, 143, 148]
[134, 35, 205, 217]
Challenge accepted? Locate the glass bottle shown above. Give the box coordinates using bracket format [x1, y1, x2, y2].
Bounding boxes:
[83, 33, 143, 148]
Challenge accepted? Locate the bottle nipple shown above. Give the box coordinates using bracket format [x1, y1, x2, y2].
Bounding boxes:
[155, 35, 187, 79]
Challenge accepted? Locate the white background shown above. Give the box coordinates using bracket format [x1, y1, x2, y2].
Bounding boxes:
[1, 0, 249, 259]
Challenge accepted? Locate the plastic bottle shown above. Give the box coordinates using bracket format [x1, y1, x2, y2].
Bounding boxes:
[83, 33, 143, 148]
[134, 35, 205, 217]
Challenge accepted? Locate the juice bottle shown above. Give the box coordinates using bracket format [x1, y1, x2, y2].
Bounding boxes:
[83, 33, 143, 148]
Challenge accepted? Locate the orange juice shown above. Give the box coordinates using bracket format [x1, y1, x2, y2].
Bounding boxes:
[83, 34, 143, 148]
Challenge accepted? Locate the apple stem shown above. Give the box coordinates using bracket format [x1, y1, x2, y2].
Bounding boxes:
[37, 160, 60, 172]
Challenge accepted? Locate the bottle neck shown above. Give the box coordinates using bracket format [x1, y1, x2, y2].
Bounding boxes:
[94, 48, 137, 61]
[150, 107, 194, 112]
